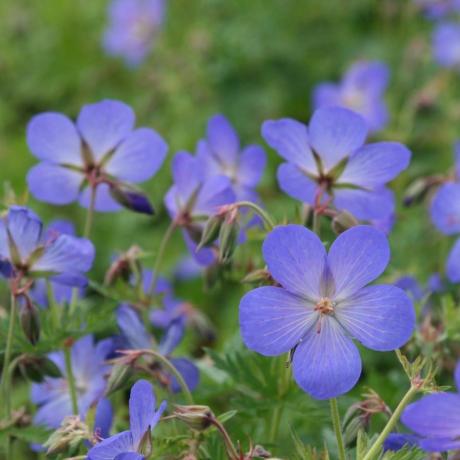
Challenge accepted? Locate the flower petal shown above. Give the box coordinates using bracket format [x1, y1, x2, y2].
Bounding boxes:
[169, 357, 200, 393]
[261, 118, 317, 174]
[446, 237, 460, 283]
[327, 225, 390, 300]
[114, 453, 144, 460]
[277, 163, 317, 204]
[335, 285, 415, 351]
[87, 430, 134, 460]
[333, 187, 395, 221]
[171, 151, 203, 202]
[77, 100, 135, 162]
[262, 225, 326, 299]
[194, 176, 235, 216]
[312, 82, 341, 109]
[79, 184, 123, 212]
[105, 128, 168, 183]
[206, 114, 240, 164]
[94, 398, 113, 439]
[27, 163, 82, 205]
[238, 145, 266, 187]
[117, 305, 152, 350]
[239, 286, 317, 356]
[420, 437, 460, 452]
[292, 317, 362, 399]
[129, 379, 156, 447]
[26, 113, 82, 165]
[309, 107, 367, 172]
[33, 393, 73, 429]
[430, 183, 460, 235]
[401, 393, 460, 438]
[383, 433, 420, 452]
[337, 142, 411, 188]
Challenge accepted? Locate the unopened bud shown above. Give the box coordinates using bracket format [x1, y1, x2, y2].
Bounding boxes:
[242, 268, 272, 284]
[105, 363, 132, 396]
[44, 415, 91, 455]
[403, 177, 432, 207]
[197, 215, 223, 250]
[104, 246, 142, 286]
[174, 405, 215, 431]
[331, 210, 359, 235]
[110, 183, 154, 215]
[20, 298, 40, 345]
[19, 355, 62, 382]
[218, 216, 239, 264]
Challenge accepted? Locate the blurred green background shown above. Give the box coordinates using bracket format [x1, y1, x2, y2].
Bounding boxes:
[1, 0, 460, 458]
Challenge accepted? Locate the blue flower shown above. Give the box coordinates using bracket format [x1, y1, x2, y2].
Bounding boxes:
[239, 225, 415, 399]
[103, 0, 165, 67]
[26, 99, 167, 214]
[262, 106, 411, 222]
[197, 114, 267, 202]
[87, 380, 166, 460]
[433, 22, 460, 69]
[0, 206, 94, 287]
[313, 60, 390, 132]
[415, 0, 460, 19]
[31, 335, 113, 429]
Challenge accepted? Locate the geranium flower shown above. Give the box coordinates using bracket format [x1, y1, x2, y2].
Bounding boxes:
[26, 99, 167, 214]
[262, 107, 411, 222]
[87, 380, 166, 460]
[239, 224, 415, 399]
[313, 61, 390, 132]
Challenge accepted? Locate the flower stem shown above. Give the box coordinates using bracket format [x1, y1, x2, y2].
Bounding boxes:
[64, 345, 79, 415]
[234, 201, 275, 230]
[148, 220, 177, 298]
[330, 398, 346, 460]
[312, 211, 320, 235]
[141, 349, 194, 405]
[84, 185, 97, 239]
[361, 385, 419, 460]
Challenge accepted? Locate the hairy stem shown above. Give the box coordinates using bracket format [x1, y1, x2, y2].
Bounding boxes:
[330, 398, 346, 460]
[64, 346, 79, 415]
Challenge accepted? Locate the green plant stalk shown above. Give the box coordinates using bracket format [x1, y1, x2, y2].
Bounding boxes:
[330, 398, 347, 460]
[235, 201, 275, 230]
[141, 348, 194, 405]
[83, 185, 97, 239]
[361, 385, 419, 460]
[64, 346, 79, 415]
[148, 221, 177, 298]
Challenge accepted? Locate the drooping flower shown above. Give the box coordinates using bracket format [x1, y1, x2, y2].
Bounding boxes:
[26, 99, 168, 214]
[164, 151, 235, 265]
[239, 225, 415, 399]
[262, 107, 411, 223]
[31, 335, 113, 429]
[87, 379, 166, 460]
[196, 114, 267, 202]
[312, 61, 390, 132]
[103, 0, 165, 67]
[117, 305, 199, 393]
[433, 22, 460, 69]
[395, 361, 460, 452]
[0, 206, 94, 287]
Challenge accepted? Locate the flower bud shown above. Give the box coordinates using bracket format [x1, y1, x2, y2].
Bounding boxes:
[174, 405, 215, 431]
[110, 183, 154, 215]
[44, 415, 90, 455]
[403, 177, 435, 207]
[197, 215, 223, 250]
[104, 245, 142, 286]
[138, 429, 153, 458]
[331, 210, 359, 235]
[105, 363, 132, 396]
[18, 355, 62, 382]
[241, 268, 272, 285]
[218, 217, 239, 264]
[20, 299, 40, 345]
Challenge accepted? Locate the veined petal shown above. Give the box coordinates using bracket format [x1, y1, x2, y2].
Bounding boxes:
[309, 107, 367, 172]
[105, 128, 168, 183]
[77, 100, 135, 162]
[262, 225, 326, 299]
[79, 184, 123, 212]
[206, 114, 240, 164]
[194, 176, 235, 216]
[446, 237, 460, 283]
[401, 393, 460, 438]
[333, 187, 395, 221]
[327, 226, 390, 300]
[26, 113, 82, 165]
[292, 317, 362, 399]
[171, 151, 203, 201]
[337, 142, 411, 188]
[335, 285, 415, 351]
[277, 163, 317, 204]
[94, 398, 113, 439]
[117, 305, 152, 350]
[261, 118, 317, 174]
[430, 183, 460, 235]
[239, 286, 317, 356]
[87, 430, 134, 460]
[238, 145, 266, 187]
[27, 163, 82, 205]
[420, 437, 460, 452]
[129, 379, 156, 448]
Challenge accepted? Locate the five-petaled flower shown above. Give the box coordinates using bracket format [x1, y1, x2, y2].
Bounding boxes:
[26, 99, 168, 214]
[0, 206, 94, 288]
[103, 0, 165, 67]
[87, 379, 167, 460]
[313, 60, 390, 132]
[239, 224, 415, 399]
[262, 106, 411, 223]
